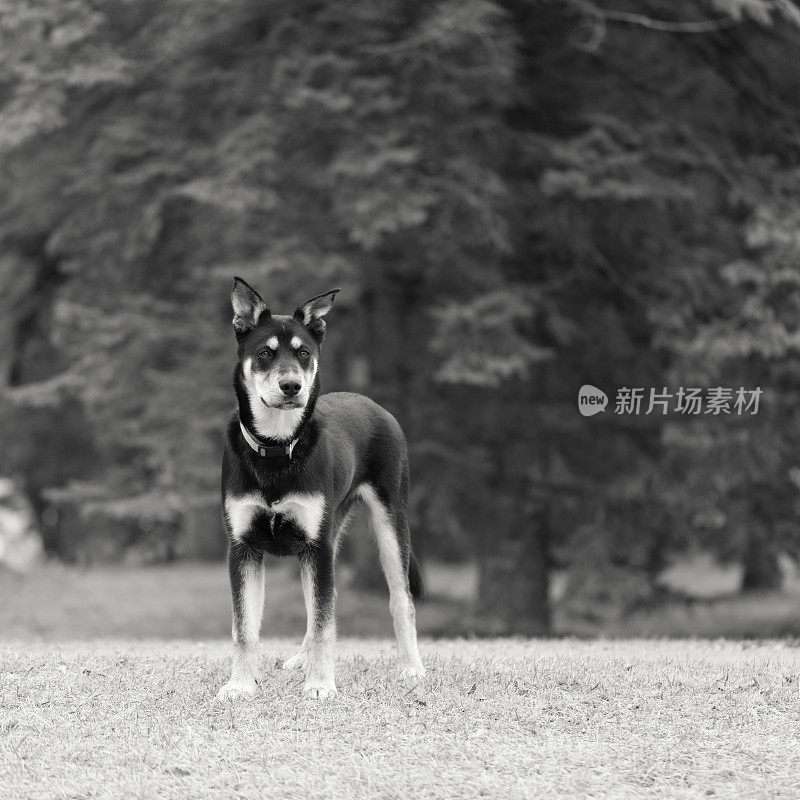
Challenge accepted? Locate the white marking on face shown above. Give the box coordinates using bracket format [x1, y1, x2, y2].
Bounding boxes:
[272, 492, 325, 541]
[266, 336, 279, 350]
[291, 336, 303, 349]
[241, 349, 319, 440]
[241, 357, 308, 441]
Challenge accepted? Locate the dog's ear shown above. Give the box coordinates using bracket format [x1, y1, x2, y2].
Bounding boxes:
[293, 288, 340, 338]
[231, 277, 270, 336]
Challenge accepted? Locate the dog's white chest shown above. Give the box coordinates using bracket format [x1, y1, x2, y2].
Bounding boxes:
[270, 493, 325, 540]
[225, 492, 325, 542]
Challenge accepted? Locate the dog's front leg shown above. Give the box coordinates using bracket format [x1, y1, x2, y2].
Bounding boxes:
[217, 544, 265, 701]
[282, 561, 313, 672]
[301, 544, 337, 699]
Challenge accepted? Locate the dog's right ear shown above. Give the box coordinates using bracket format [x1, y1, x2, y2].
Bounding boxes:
[231, 277, 270, 336]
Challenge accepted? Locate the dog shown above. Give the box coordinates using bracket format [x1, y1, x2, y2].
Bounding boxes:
[217, 278, 426, 700]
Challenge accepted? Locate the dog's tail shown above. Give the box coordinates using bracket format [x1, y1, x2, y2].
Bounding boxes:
[408, 549, 425, 602]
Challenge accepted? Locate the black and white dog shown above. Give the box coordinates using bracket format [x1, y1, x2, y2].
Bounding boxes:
[217, 278, 425, 700]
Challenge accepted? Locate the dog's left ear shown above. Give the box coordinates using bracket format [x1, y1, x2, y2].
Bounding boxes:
[294, 288, 340, 338]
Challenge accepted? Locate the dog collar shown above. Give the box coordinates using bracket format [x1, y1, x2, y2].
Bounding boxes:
[239, 420, 297, 461]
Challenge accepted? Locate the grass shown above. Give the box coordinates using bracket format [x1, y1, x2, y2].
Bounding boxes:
[4, 565, 800, 797]
[5, 559, 800, 641]
[3, 639, 800, 799]
[0, 561, 472, 640]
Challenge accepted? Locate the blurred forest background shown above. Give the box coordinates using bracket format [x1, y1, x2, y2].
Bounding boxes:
[4, 0, 800, 638]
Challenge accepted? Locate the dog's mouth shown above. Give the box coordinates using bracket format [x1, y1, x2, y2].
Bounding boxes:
[261, 396, 304, 410]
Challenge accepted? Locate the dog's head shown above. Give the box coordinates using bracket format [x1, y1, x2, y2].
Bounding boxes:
[230, 277, 339, 438]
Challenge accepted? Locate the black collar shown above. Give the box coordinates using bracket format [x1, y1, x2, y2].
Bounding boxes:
[239, 419, 298, 462]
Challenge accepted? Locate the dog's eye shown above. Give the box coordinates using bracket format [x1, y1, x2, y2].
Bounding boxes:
[298, 348, 310, 359]
[259, 349, 274, 359]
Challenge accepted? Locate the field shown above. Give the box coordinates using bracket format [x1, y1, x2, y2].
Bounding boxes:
[3, 563, 800, 798]
[4, 558, 800, 641]
[3, 639, 800, 799]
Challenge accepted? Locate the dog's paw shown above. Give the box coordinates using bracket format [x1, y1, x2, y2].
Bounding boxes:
[216, 679, 258, 701]
[302, 678, 337, 699]
[399, 663, 426, 681]
[282, 651, 308, 671]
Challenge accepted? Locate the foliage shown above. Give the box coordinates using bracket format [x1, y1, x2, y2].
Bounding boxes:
[3, 0, 800, 624]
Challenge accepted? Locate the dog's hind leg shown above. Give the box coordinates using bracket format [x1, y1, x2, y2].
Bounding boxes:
[359, 484, 425, 680]
[282, 561, 313, 672]
[217, 544, 265, 701]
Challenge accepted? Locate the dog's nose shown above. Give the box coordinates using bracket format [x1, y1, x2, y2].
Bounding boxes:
[279, 378, 301, 397]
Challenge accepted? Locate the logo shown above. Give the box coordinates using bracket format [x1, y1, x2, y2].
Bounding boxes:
[578, 385, 608, 416]
[578, 385, 763, 417]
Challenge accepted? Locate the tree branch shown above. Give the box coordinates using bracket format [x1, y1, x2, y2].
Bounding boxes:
[565, 0, 741, 34]
[774, 0, 800, 29]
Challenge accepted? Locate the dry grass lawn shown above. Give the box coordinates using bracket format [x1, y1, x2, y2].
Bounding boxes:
[2, 639, 800, 799]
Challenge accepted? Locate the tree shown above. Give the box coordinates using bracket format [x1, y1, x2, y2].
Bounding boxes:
[3, 0, 800, 632]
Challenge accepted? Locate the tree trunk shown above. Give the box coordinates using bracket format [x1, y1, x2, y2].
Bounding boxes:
[741, 524, 780, 592]
[475, 415, 551, 634]
[476, 506, 550, 634]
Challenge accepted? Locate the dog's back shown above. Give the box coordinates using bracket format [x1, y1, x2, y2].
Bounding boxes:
[316, 391, 408, 472]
